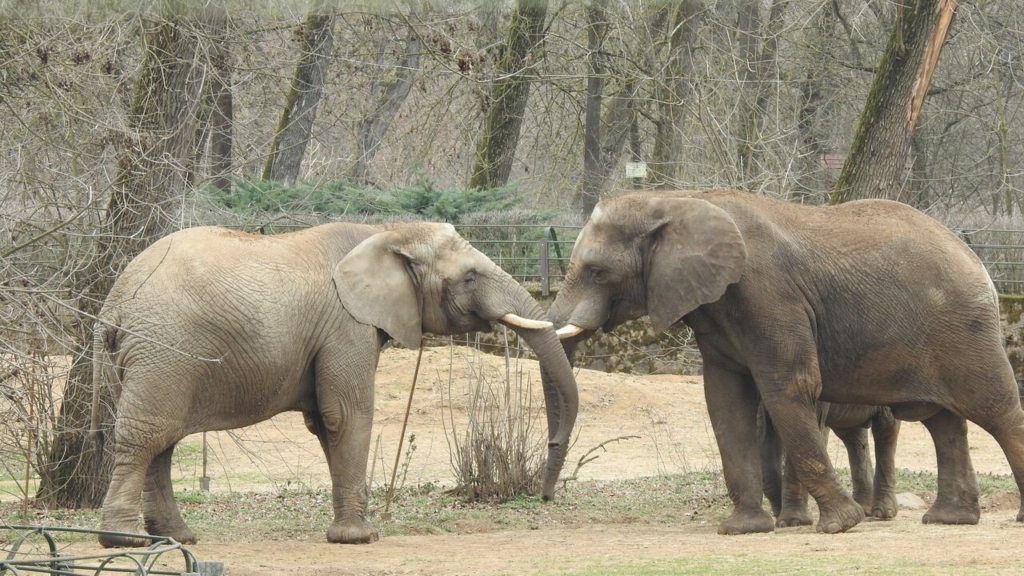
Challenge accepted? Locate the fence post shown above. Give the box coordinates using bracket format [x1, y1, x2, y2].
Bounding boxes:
[540, 238, 549, 297]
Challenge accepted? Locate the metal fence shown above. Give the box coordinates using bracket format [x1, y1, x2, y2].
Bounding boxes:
[453, 225, 579, 295]
[457, 225, 1024, 296]
[239, 222, 1024, 295]
[959, 229, 1024, 295]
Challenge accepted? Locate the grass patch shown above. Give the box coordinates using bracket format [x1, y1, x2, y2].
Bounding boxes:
[1, 469, 1017, 543]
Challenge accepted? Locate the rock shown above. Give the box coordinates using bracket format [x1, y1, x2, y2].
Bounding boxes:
[896, 492, 928, 510]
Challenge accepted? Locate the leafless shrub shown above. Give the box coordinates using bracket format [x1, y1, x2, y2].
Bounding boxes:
[441, 332, 545, 502]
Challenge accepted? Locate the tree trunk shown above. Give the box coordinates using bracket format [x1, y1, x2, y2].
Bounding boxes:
[734, 0, 787, 189]
[347, 21, 421, 185]
[35, 12, 209, 508]
[208, 9, 233, 193]
[649, 0, 704, 189]
[263, 5, 335, 184]
[577, 0, 609, 213]
[830, 0, 959, 204]
[793, 1, 837, 202]
[468, 0, 549, 190]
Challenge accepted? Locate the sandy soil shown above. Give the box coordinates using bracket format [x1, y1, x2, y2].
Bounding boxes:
[31, 346, 1024, 574]
[180, 345, 1013, 493]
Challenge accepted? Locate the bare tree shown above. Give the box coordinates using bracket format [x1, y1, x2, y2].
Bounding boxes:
[36, 10, 213, 508]
[262, 3, 335, 184]
[831, 0, 959, 205]
[468, 0, 549, 190]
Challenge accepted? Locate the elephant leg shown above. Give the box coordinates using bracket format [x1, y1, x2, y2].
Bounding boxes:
[142, 444, 196, 544]
[314, 344, 379, 544]
[920, 409, 980, 525]
[99, 418, 176, 548]
[952, 370, 1024, 523]
[985, 408, 1024, 523]
[757, 363, 863, 534]
[869, 410, 900, 519]
[776, 451, 811, 527]
[759, 406, 784, 517]
[777, 426, 829, 528]
[834, 425, 873, 514]
[703, 364, 775, 535]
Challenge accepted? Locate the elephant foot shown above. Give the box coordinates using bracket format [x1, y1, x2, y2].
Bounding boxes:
[717, 507, 775, 535]
[815, 495, 865, 534]
[921, 499, 980, 525]
[327, 517, 379, 544]
[870, 491, 898, 520]
[776, 507, 813, 528]
[144, 517, 197, 545]
[98, 520, 155, 549]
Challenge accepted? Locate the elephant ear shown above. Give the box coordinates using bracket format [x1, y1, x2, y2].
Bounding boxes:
[644, 197, 747, 334]
[333, 231, 422, 350]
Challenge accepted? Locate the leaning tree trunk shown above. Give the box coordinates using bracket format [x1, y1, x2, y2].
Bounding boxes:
[263, 4, 335, 184]
[830, 0, 959, 204]
[468, 0, 549, 190]
[347, 19, 421, 184]
[35, 13, 209, 508]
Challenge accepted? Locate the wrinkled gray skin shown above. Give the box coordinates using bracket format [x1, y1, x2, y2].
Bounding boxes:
[761, 403, 900, 528]
[549, 190, 1024, 535]
[92, 222, 578, 548]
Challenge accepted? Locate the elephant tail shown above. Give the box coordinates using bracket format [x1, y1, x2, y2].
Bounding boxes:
[90, 315, 123, 455]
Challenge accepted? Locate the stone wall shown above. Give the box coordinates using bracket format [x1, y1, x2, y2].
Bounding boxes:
[435, 289, 1024, 381]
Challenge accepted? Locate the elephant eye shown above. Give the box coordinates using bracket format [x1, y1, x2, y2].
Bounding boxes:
[589, 267, 607, 284]
[463, 271, 476, 284]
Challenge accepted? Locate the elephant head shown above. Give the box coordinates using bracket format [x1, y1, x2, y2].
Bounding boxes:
[551, 194, 747, 339]
[332, 222, 578, 499]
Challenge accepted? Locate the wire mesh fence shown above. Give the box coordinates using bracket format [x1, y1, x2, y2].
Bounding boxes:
[959, 229, 1024, 295]
[230, 221, 1024, 294]
[458, 225, 1024, 295]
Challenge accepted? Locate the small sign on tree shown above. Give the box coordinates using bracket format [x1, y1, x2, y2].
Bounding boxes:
[625, 161, 648, 179]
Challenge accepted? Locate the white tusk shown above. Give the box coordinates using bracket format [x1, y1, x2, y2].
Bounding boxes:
[555, 324, 586, 339]
[499, 313, 553, 330]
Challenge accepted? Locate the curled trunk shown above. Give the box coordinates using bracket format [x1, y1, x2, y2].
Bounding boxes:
[498, 285, 578, 500]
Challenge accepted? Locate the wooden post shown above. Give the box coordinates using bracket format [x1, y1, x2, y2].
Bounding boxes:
[201, 432, 210, 492]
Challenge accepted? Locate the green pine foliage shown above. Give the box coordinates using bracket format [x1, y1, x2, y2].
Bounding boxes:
[204, 178, 521, 223]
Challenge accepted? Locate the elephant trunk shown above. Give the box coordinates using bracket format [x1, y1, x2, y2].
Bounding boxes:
[498, 291, 579, 502]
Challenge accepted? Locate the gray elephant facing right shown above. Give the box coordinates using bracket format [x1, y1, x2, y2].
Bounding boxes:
[91, 222, 578, 548]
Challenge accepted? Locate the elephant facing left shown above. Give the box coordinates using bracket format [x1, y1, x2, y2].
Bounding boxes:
[90, 222, 579, 548]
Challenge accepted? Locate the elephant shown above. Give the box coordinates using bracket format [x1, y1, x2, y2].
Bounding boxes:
[760, 403, 899, 528]
[548, 189, 1024, 534]
[90, 222, 578, 548]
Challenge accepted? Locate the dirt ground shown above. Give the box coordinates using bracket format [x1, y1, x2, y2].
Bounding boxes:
[48, 346, 1024, 574]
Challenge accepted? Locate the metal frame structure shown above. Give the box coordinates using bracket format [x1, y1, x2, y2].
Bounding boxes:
[1, 526, 221, 576]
